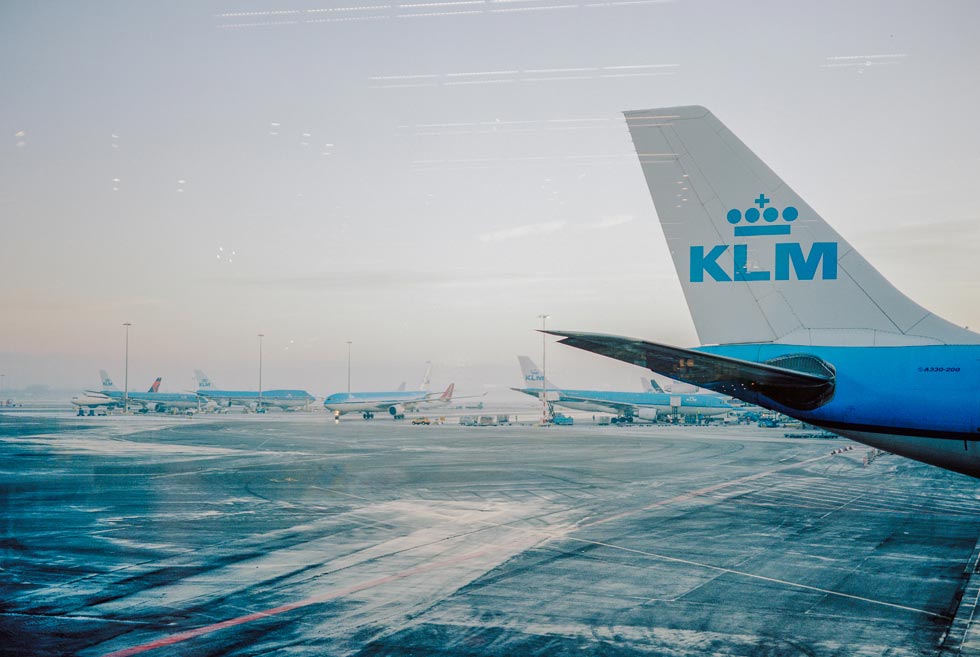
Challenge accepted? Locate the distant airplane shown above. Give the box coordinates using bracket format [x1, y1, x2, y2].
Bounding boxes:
[71, 372, 199, 414]
[324, 363, 470, 419]
[139, 377, 201, 413]
[194, 369, 314, 411]
[513, 356, 731, 423]
[549, 105, 980, 477]
[70, 391, 119, 413]
[324, 382, 456, 420]
[71, 370, 122, 413]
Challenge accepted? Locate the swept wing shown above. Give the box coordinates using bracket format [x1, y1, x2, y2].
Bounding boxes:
[546, 330, 835, 412]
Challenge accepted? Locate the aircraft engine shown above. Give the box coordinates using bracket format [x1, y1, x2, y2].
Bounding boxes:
[388, 404, 405, 417]
[635, 408, 658, 421]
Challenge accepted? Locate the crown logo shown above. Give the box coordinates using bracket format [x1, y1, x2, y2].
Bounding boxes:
[726, 194, 798, 237]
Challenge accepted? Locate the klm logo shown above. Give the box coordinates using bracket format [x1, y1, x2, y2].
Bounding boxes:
[690, 194, 837, 283]
[525, 370, 544, 383]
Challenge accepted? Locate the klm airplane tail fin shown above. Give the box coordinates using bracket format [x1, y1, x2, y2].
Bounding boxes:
[625, 106, 977, 347]
[641, 377, 664, 393]
[194, 370, 213, 389]
[99, 370, 118, 391]
[148, 377, 161, 393]
[517, 356, 557, 390]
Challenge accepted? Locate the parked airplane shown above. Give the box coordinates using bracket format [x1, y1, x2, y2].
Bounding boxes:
[194, 370, 314, 411]
[137, 377, 202, 413]
[324, 382, 456, 420]
[71, 392, 118, 414]
[513, 356, 731, 423]
[548, 105, 980, 478]
[72, 372, 199, 414]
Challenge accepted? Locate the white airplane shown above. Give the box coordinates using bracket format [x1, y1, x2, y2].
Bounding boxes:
[323, 382, 456, 420]
[324, 363, 483, 419]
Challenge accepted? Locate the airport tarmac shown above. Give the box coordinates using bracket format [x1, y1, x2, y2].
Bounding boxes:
[3, 412, 980, 656]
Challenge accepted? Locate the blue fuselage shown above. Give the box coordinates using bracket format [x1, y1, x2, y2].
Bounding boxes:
[515, 387, 732, 418]
[197, 389, 314, 408]
[700, 343, 980, 476]
[97, 389, 200, 410]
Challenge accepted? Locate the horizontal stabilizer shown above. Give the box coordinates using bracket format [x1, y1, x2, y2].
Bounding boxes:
[545, 330, 835, 411]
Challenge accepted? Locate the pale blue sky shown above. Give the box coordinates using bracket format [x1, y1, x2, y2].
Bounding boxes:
[2, 0, 979, 394]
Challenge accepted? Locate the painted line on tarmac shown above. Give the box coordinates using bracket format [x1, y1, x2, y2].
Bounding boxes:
[98, 452, 943, 656]
[578, 453, 833, 529]
[99, 548, 493, 657]
[557, 534, 950, 619]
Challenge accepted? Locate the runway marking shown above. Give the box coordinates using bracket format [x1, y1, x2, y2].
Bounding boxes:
[765, 478, 980, 515]
[433, 453, 953, 620]
[578, 453, 833, 529]
[555, 535, 950, 619]
[99, 548, 495, 657]
[95, 451, 950, 656]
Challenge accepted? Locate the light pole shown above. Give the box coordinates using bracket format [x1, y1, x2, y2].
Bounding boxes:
[123, 322, 131, 413]
[258, 334, 264, 412]
[538, 314, 549, 422]
[1, 373, 5, 400]
[346, 341, 352, 393]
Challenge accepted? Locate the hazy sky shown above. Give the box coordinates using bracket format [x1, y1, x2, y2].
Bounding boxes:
[2, 0, 979, 394]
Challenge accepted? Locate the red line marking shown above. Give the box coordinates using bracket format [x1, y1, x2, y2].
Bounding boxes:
[103, 455, 831, 656]
[101, 549, 489, 657]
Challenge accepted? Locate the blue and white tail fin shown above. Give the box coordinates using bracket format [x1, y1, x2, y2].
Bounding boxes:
[517, 356, 557, 390]
[194, 369, 213, 390]
[625, 106, 978, 347]
[99, 369, 118, 391]
[640, 377, 664, 393]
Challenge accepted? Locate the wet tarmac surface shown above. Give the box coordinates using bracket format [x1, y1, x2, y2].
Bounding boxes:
[3, 412, 980, 656]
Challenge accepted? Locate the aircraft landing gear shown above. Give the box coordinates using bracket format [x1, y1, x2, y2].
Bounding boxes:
[392, 414, 405, 420]
[362, 412, 375, 420]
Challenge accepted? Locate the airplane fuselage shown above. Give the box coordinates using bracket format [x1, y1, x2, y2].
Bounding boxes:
[71, 392, 119, 409]
[91, 390, 201, 411]
[324, 391, 427, 416]
[198, 389, 314, 410]
[700, 343, 980, 477]
[515, 388, 732, 419]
